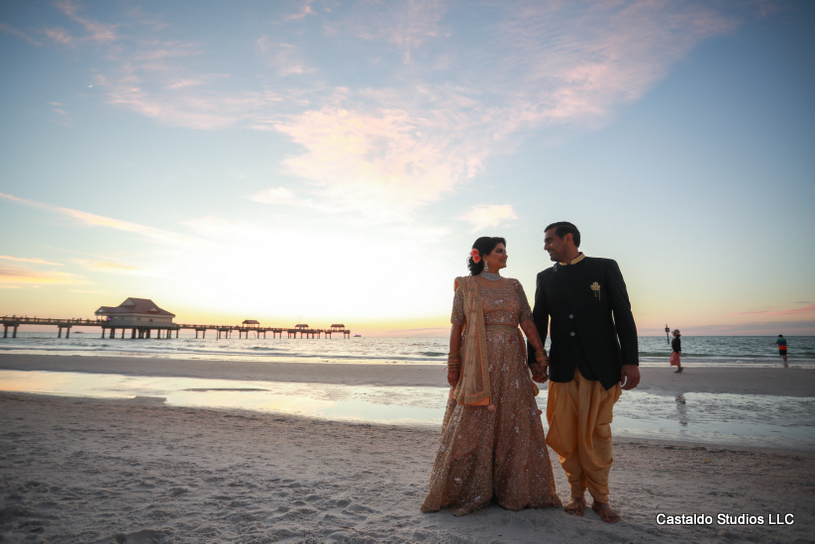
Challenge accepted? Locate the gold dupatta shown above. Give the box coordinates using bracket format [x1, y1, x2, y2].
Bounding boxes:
[450, 276, 491, 406]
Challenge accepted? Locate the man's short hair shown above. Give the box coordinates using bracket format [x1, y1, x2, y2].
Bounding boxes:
[545, 222, 581, 248]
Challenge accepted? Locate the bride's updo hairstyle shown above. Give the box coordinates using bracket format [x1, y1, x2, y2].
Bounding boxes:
[468, 236, 506, 276]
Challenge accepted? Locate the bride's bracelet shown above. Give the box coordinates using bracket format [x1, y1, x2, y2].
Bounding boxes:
[534, 349, 549, 364]
[447, 352, 461, 372]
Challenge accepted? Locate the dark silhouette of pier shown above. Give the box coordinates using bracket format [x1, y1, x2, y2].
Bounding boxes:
[0, 316, 351, 340]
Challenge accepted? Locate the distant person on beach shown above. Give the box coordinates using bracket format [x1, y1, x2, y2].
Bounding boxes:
[422, 236, 561, 516]
[671, 330, 683, 373]
[528, 222, 639, 523]
[777, 335, 788, 367]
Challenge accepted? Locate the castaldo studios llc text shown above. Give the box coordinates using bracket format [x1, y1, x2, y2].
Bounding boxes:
[656, 513, 795, 526]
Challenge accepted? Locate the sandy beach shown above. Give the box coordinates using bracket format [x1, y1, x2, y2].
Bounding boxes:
[1, 355, 814, 543]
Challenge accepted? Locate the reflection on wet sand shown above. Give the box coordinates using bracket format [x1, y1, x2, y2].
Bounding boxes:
[675, 394, 688, 426]
[0, 370, 445, 426]
[1, 370, 813, 450]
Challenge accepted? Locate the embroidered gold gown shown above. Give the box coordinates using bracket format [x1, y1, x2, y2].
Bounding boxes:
[421, 278, 561, 515]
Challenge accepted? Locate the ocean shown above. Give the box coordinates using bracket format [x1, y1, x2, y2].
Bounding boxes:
[2, 333, 814, 450]
[1, 332, 814, 367]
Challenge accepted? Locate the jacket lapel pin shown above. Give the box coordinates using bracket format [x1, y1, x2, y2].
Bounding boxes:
[590, 282, 601, 300]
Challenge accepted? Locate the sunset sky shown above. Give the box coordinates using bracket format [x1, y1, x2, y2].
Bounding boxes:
[1, 0, 813, 337]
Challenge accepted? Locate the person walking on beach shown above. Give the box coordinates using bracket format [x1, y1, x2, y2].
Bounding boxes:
[671, 330, 683, 373]
[528, 222, 640, 523]
[776, 335, 788, 367]
[422, 237, 561, 516]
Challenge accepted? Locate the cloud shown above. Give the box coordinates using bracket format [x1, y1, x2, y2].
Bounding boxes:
[274, 104, 489, 219]
[0, 256, 63, 266]
[58, 1, 741, 220]
[328, 0, 448, 62]
[94, 70, 271, 130]
[255, 37, 314, 77]
[284, 1, 315, 22]
[264, 2, 738, 218]
[681, 319, 815, 335]
[0, 22, 43, 46]
[0, 266, 85, 286]
[44, 27, 75, 45]
[0, 192, 197, 246]
[54, 0, 117, 43]
[479, 0, 739, 133]
[460, 205, 518, 232]
[126, 6, 171, 31]
[165, 79, 205, 90]
[729, 304, 815, 317]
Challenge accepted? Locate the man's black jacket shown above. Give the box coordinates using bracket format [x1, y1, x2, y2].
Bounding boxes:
[528, 256, 639, 390]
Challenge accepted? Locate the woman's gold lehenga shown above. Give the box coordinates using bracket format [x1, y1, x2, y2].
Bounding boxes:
[421, 279, 562, 516]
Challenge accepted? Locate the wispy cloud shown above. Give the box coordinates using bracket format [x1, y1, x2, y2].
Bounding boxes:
[0, 192, 197, 246]
[480, 0, 739, 133]
[48, 0, 117, 46]
[94, 70, 271, 130]
[255, 38, 314, 77]
[729, 304, 815, 317]
[681, 319, 815, 335]
[284, 0, 315, 22]
[0, 266, 85, 286]
[43, 27, 74, 45]
[460, 205, 518, 232]
[165, 79, 206, 90]
[328, 0, 449, 62]
[0, 256, 63, 266]
[0, 22, 43, 46]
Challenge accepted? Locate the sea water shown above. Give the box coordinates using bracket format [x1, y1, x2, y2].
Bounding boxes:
[2, 332, 814, 366]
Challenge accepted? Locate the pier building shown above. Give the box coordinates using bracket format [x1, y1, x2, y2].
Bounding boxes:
[94, 297, 179, 338]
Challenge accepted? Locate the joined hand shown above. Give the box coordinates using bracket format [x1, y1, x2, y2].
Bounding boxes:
[529, 363, 548, 383]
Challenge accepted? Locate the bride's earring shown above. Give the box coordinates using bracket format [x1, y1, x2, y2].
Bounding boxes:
[483, 260, 489, 272]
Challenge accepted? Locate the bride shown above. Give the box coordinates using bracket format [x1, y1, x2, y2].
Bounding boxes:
[421, 236, 561, 516]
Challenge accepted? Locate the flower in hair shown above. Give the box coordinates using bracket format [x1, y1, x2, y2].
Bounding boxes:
[470, 248, 481, 263]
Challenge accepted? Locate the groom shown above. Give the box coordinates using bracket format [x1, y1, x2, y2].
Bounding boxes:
[527, 221, 640, 523]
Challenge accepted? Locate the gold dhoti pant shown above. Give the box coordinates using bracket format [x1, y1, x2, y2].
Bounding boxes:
[546, 369, 621, 504]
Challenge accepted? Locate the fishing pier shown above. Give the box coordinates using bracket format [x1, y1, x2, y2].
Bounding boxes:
[1, 317, 351, 340]
[2, 297, 352, 340]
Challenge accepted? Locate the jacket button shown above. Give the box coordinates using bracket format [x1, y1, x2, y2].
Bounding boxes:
[570, 332, 576, 336]
[569, 314, 574, 319]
